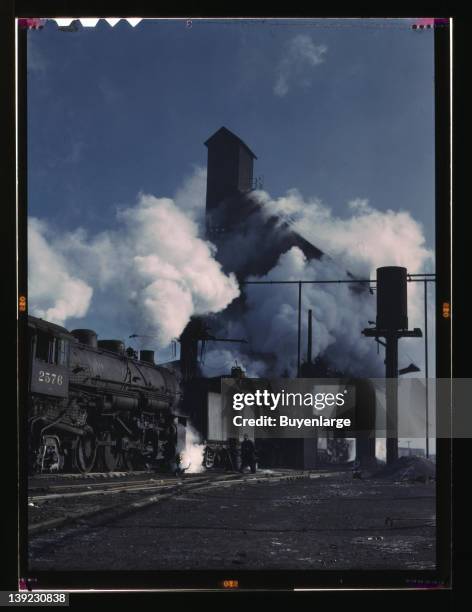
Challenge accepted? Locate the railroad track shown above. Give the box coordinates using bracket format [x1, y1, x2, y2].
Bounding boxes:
[29, 473, 228, 501]
[28, 470, 336, 535]
[30, 470, 151, 480]
[28, 469, 335, 501]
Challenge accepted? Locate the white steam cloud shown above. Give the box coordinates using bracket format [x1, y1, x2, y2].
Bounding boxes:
[173, 165, 207, 229]
[243, 247, 382, 376]
[205, 189, 434, 378]
[180, 424, 205, 474]
[254, 191, 433, 278]
[28, 189, 239, 346]
[274, 35, 327, 97]
[28, 218, 93, 325]
[28, 164, 434, 382]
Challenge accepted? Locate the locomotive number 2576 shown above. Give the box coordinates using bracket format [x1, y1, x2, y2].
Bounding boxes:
[38, 371, 64, 385]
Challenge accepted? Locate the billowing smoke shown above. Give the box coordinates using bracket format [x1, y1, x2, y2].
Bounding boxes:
[376, 439, 386, 462]
[28, 165, 434, 381]
[28, 217, 93, 325]
[243, 247, 381, 376]
[254, 190, 433, 279]
[173, 165, 207, 229]
[28, 188, 239, 346]
[203, 189, 434, 378]
[180, 424, 205, 474]
[274, 35, 327, 98]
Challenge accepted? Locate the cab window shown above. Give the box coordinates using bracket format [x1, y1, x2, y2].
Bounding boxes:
[35, 330, 54, 363]
[56, 338, 69, 366]
[35, 331, 69, 365]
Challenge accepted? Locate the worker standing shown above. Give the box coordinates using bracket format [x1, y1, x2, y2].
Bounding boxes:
[239, 434, 256, 474]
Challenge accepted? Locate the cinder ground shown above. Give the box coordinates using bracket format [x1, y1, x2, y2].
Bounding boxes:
[29, 470, 435, 571]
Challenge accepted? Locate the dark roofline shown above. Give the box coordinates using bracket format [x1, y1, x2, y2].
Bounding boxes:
[28, 314, 74, 338]
[204, 126, 257, 159]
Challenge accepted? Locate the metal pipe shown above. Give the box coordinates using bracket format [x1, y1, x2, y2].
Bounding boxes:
[40, 417, 85, 437]
[424, 279, 429, 458]
[385, 333, 399, 465]
[115, 416, 133, 436]
[297, 282, 302, 377]
[39, 411, 67, 436]
[243, 279, 373, 285]
[209, 338, 248, 343]
[307, 309, 313, 364]
[243, 277, 435, 285]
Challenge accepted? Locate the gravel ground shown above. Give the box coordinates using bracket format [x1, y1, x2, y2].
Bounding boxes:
[29, 471, 436, 571]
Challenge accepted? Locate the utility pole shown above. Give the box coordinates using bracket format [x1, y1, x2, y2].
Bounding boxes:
[424, 279, 429, 459]
[307, 309, 313, 364]
[297, 281, 302, 377]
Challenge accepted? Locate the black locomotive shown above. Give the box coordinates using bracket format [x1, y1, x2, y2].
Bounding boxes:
[27, 314, 379, 474]
[27, 315, 186, 473]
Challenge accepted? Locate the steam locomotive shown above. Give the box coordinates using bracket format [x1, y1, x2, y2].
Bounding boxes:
[27, 315, 187, 474]
[26, 314, 379, 474]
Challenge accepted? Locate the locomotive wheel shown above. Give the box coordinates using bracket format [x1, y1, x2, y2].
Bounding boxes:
[123, 450, 144, 471]
[203, 447, 215, 469]
[100, 431, 120, 472]
[122, 451, 134, 471]
[75, 427, 97, 473]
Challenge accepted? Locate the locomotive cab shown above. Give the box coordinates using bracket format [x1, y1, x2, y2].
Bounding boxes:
[28, 317, 75, 472]
[29, 317, 72, 399]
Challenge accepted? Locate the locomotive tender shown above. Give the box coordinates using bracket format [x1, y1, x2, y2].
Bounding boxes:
[27, 315, 186, 473]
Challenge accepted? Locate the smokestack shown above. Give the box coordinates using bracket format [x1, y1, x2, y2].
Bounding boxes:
[179, 318, 208, 381]
[307, 309, 313, 364]
[71, 329, 98, 348]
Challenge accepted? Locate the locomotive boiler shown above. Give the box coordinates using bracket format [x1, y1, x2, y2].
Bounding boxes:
[28, 315, 186, 473]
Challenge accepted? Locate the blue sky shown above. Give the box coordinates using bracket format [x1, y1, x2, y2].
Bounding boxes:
[27, 18, 435, 247]
[27, 19, 437, 453]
